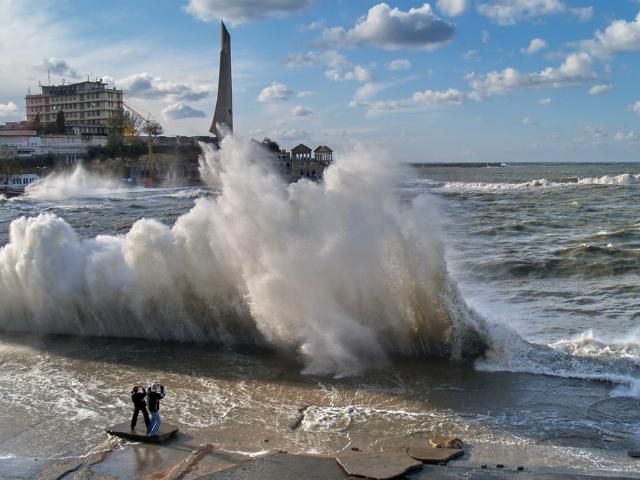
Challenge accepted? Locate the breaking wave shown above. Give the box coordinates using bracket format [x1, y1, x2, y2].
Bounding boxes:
[478, 328, 640, 397]
[2, 139, 639, 391]
[25, 165, 120, 200]
[0, 137, 486, 376]
[431, 173, 640, 193]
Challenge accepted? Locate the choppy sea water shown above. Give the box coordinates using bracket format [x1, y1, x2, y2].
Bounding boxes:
[1, 153, 639, 475]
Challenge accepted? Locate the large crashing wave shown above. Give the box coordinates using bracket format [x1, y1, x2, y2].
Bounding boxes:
[0, 137, 486, 376]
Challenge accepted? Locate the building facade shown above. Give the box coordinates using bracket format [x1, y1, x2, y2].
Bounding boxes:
[26, 80, 123, 136]
[0, 134, 106, 162]
[270, 143, 334, 182]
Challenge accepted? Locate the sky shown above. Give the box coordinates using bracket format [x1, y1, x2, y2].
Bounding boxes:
[1, 0, 640, 162]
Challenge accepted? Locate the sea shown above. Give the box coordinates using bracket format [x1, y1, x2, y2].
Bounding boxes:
[0, 141, 639, 475]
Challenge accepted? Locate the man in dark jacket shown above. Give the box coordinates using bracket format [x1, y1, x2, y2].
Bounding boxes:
[130, 385, 150, 431]
[147, 383, 165, 436]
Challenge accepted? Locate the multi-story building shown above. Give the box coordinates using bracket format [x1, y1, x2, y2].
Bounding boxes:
[26, 80, 123, 136]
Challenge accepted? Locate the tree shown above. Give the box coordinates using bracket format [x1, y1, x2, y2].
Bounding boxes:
[143, 120, 163, 138]
[143, 120, 163, 164]
[261, 137, 280, 153]
[55, 110, 66, 134]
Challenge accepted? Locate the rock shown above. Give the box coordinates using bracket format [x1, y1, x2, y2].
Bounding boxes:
[429, 436, 463, 449]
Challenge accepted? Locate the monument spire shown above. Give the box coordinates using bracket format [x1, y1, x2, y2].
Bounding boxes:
[210, 20, 233, 140]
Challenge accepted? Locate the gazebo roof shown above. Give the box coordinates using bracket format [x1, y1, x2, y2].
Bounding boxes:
[314, 145, 333, 153]
[291, 143, 312, 153]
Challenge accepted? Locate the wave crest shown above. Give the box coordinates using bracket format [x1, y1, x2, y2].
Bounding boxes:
[0, 137, 486, 376]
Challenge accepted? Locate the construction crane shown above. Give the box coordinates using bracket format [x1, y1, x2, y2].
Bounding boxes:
[123, 103, 163, 167]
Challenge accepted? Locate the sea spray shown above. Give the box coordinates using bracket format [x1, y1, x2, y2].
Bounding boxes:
[25, 164, 120, 200]
[0, 136, 486, 376]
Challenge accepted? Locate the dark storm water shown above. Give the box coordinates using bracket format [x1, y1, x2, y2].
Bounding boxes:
[0, 164, 639, 475]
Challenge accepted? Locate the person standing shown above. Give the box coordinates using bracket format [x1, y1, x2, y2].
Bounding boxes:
[147, 383, 165, 436]
[130, 385, 150, 431]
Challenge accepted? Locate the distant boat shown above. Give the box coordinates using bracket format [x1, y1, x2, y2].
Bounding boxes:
[209, 21, 233, 142]
[0, 173, 40, 197]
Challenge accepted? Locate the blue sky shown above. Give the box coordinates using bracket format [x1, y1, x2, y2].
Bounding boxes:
[1, 0, 640, 162]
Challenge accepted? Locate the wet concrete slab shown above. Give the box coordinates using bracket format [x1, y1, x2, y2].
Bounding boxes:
[409, 464, 640, 479]
[406, 446, 464, 463]
[105, 422, 178, 443]
[0, 457, 53, 480]
[202, 452, 346, 480]
[336, 450, 422, 479]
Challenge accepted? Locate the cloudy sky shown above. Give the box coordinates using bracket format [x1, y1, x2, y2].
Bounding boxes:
[1, 0, 640, 162]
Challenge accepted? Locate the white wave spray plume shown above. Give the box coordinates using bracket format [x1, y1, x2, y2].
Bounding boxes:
[0, 136, 487, 376]
[25, 164, 120, 200]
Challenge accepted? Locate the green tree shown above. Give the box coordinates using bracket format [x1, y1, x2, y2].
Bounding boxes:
[143, 120, 163, 164]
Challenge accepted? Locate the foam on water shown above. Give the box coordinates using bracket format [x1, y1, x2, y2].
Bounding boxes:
[25, 165, 121, 200]
[433, 172, 640, 193]
[2, 140, 639, 392]
[477, 325, 640, 397]
[0, 137, 485, 376]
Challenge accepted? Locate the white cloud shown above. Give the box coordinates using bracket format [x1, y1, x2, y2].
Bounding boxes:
[615, 131, 639, 143]
[117, 72, 212, 101]
[365, 88, 464, 114]
[413, 88, 464, 105]
[581, 12, 640, 58]
[522, 116, 532, 125]
[325, 65, 373, 83]
[0, 101, 18, 117]
[522, 38, 547, 54]
[290, 105, 312, 116]
[589, 84, 612, 95]
[584, 125, 607, 139]
[463, 49, 480, 61]
[185, 0, 314, 24]
[297, 90, 315, 98]
[539, 97, 552, 105]
[631, 101, 640, 115]
[36, 57, 81, 79]
[161, 103, 206, 120]
[298, 20, 325, 32]
[572, 7, 593, 23]
[437, 0, 467, 17]
[468, 52, 594, 99]
[388, 58, 411, 71]
[258, 82, 291, 102]
[318, 3, 454, 50]
[284, 50, 348, 69]
[352, 82, 386, 103]
[477, 0, 589, 25]
[267, 128, 311, 142]
[481, 30, 490, 43]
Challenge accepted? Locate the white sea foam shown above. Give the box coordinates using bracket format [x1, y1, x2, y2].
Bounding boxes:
[0, 136, 485, 376]
[25, 165, 120, 200]
[438, 178, 558, 193]
[577, 173, 640, 185]
[477, 326, 640, 397]
[434, 173, 640, 193]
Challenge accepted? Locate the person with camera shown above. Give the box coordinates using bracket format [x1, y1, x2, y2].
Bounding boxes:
[146, 383, 166, 436]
